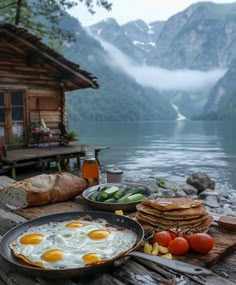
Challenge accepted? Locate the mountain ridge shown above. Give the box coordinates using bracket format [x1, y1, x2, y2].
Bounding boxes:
[87, 1, 236, 120]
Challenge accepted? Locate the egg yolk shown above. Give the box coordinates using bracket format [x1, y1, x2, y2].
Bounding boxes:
[65, 222, 84, 228]
[88, 229, 110, 239]
[20, 233, 44, 244]
[82, 252, 101, 265]
[41, 249, 64, 262]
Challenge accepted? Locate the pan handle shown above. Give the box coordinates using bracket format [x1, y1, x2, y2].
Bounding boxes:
[127, 251, 213, 276]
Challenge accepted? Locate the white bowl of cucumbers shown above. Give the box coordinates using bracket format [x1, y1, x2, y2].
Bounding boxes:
[82, 183, 152, 211]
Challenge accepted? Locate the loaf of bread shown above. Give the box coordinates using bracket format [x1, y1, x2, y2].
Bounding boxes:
[0, 172, 88, 208]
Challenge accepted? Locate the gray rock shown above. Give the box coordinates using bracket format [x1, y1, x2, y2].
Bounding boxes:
[160, 189, 176, 198]
[215, 208, 225, 214]
[155, 177, 180, 191]
[230, 198, 236, 207]
[199, 189, 219, 199]
[223, 208, 236, 216]
[202, 196, 219, 208]
[218, 197, 229, 204]
[189, 195, 199, 200]
[175, 190, 187, 197]
[180, 184, 198, 195]
[186, 172, 215, 193]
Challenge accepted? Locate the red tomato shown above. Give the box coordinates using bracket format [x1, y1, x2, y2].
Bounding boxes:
[188, 233, 214, 254]
[168, 230, 177, 240]
[178, 231, 192, 243]
[168, 237, 190, 255]
[153, 231, 172, 247]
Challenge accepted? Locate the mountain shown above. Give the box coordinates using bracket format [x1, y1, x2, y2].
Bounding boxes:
[121, 20, 164, 54]
[88, 18, 147, 63]
[87, 2, 236, 120]
[60, 17, 176, 122]
[201, 58, 236, 119]
[89, 18, 165, 62]
[147, 2, 236, 70]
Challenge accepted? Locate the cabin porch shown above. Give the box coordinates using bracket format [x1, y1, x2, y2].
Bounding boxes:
[0, 144, 108, 179]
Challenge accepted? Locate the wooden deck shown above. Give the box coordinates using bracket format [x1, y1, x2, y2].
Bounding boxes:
[0, 144, 108, 179]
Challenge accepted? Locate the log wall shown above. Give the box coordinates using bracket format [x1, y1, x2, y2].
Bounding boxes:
[0, 37, 67, 145]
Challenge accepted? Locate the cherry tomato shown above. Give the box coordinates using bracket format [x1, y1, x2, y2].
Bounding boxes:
[168, 230, 177, 240]
[168, 237, 190, 255]
[188, 233, 214, 254]
[178, 231, 192, 243]
[153, 231, 172, 247]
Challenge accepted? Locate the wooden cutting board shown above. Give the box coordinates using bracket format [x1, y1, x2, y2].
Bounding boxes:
[15, 198, 236, 268]
[177, 225, 236, 267]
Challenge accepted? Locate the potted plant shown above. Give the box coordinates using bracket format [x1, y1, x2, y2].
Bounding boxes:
[64, 130, 78, 145]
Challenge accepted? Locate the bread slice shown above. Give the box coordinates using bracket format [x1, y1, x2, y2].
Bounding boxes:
[0, 172, 88, 208]
[141, 197, 202, 211]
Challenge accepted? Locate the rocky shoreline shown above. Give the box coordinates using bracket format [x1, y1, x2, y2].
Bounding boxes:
[127, 172, 236, 217]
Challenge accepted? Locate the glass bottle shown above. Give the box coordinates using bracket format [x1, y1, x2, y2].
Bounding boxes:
[81, 147, 99, 187]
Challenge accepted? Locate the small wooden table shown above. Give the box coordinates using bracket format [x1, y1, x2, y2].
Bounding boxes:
[0, 196, 235, 285]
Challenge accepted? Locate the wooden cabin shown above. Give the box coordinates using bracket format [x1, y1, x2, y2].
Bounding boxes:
[0, 23, 98, 149]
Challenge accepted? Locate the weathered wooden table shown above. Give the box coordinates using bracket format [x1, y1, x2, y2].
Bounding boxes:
[0, 196, 235, 284]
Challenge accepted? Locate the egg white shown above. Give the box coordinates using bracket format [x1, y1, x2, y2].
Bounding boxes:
[10, 219, 137, 269]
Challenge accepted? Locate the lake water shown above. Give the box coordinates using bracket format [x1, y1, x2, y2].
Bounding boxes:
[71, 120, 236, 193]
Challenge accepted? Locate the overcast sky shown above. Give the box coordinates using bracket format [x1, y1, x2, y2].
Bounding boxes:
[70, 0, 235, 26]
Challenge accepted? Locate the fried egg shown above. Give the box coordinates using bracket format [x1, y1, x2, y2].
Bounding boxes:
[9, 218, 137, 269]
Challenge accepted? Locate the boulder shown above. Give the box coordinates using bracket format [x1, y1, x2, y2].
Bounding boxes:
[180, 184, 198, 195]
[186, 172, 215, 193]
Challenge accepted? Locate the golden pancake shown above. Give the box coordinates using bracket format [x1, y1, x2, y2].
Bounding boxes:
[136, 211, 210, 228]
[136, 203, 206, 220]
[141, 197, 202, 211]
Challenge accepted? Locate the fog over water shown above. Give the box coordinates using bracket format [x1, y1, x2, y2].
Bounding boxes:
[91, 34, 227, 92]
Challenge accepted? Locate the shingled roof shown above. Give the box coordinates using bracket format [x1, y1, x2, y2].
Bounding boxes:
[0, 22, 99, 90]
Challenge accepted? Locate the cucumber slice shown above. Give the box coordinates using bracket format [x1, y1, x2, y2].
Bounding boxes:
[104, 186, 119, 194]
[114, 187, 127, 200]
[127, 193, 144, 202]
[104, 198, 117, 203]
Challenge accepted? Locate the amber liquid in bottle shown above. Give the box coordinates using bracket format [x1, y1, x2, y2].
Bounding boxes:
[81, 148, 99, 186]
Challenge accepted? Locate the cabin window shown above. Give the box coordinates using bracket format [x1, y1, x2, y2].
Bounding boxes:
[0, 92, 4, 106]
[11, 91, 23, 105]
[0, 89, 25, 144]
[12, 123, 24, 137]
[0, 92, 4, 141]
[0, 109, 4, 122]
[12, 107, 23, 121]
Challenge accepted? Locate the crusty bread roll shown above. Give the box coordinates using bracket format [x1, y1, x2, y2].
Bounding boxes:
[0, 172, 88, 208]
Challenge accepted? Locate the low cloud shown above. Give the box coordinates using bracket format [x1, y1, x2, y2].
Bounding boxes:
[92, 33, 226, 92]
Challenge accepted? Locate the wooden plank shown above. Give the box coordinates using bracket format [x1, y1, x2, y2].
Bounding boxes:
[15, 200, 90, 220]
[0, 175, 15, 189]
[4, 145, 107, 162]
[211, 252, 236, 284]
[0, 256, 42, 285]
[0, 203, 26, 236]
[112, 260, 174, 285]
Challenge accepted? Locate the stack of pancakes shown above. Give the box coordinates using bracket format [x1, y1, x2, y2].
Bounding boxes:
[136, 197, 213, 233]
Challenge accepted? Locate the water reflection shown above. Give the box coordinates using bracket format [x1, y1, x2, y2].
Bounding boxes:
[72, 121, 236, 192]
